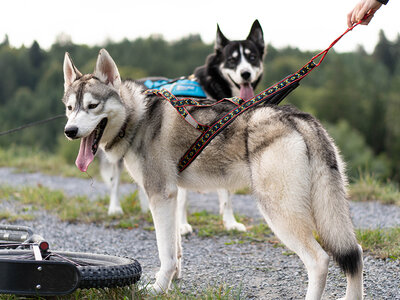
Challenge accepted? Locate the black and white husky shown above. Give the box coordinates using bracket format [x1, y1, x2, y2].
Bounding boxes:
[62, 49, 363, 299]
[100, 20, 265, 235]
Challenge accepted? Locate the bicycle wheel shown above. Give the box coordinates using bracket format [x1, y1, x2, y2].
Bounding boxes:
[0, 249, 141, 295]
[54, 251, 142, 289]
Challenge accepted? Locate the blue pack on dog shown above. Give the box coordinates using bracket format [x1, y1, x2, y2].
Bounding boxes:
[143, 79, 207, 98]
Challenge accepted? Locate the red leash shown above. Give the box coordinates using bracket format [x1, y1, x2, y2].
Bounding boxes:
[311, 11, 374, 67]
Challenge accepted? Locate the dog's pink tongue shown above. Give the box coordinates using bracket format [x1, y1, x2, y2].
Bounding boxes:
[75, 134, 95, 172]
[240, 84, 254, 100]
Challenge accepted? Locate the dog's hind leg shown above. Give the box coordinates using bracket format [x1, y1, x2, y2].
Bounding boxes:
[217, 189, 246, 232]
[251, 134, 329, 300]
[148, 186, 180, 293]
[310, 147, 363, 300]
[339, 244, 363, 300]
[258, 204, 330, 300]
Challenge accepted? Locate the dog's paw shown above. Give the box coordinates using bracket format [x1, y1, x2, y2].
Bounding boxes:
[151, 270, 173, 294]
[107, 205, 124, 216]
[180, 223, 193, 235]
[224, 221, 247, 232]
[147, 283, 167, 295]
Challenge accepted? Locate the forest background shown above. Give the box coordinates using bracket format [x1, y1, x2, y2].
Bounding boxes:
[0, 31, 399, 183]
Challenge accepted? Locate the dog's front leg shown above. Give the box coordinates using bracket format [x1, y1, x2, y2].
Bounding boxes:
[148, 187, 180, 293]
[217, 189, 246, 232]
[107, 160, 123, 215]
[177, 188, 193, 235]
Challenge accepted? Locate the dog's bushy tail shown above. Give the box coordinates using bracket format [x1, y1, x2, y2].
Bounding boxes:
[310, 138, 362, 276]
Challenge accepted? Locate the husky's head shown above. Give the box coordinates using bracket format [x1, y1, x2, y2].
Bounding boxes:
[62, 49, 126, 172]
[216, 20, 264, 100]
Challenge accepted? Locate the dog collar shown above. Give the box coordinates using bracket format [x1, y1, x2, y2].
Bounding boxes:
[105, 117, 129, 151]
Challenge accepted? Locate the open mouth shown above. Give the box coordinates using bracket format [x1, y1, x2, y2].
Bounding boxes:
[227, 75, 255, 100]
[75, 118, 108, 172]
[91, 118, 108, 155]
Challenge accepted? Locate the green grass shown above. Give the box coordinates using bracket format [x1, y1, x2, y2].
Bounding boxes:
[188, 210, 274, 245]
[0, 185, 151, 229]
[0, 146, 92, 179]
[0, 184, 272, 242]
[349, 172, 400, 206]
[0, 210, 35, 222]
[356, 227, 400, 260]
[0, 280, 242, 300]
[0, 146, 132, 182]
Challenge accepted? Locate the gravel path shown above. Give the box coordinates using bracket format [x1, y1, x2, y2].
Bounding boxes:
[0, 167, 399, 299]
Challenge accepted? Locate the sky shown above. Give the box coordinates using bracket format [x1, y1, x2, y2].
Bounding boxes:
[1, 0, 399, 54]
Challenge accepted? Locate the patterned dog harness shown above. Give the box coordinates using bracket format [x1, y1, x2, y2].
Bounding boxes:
[145, 16, 369, 172]
[145, 61, 314, 172]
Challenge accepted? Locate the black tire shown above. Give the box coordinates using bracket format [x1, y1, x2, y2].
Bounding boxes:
[0, 250, 141, 289]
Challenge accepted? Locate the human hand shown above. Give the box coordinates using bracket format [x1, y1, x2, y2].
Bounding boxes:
[347, 0, 382, 27]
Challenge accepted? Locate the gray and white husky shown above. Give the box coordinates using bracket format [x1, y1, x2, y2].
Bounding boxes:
[100, 20, 265, 236]
[62, 49, 363, 299]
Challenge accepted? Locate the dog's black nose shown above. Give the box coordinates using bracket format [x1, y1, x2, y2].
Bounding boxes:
[64, 126, 78, 139]
[241, 71, 251, 80]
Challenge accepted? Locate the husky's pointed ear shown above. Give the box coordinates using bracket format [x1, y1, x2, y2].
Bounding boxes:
[247, 20, 265, 55]
[215, 24, 229, 52]
[94, 49, 121, 90]
[63, 52, 82, 91]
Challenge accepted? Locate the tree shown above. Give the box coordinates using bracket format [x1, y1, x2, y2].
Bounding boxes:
[325, 120, 390, 180]
[373, 30, 395, 74]
[29, 41, 45, 68]
[385, 75, 400, 180]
